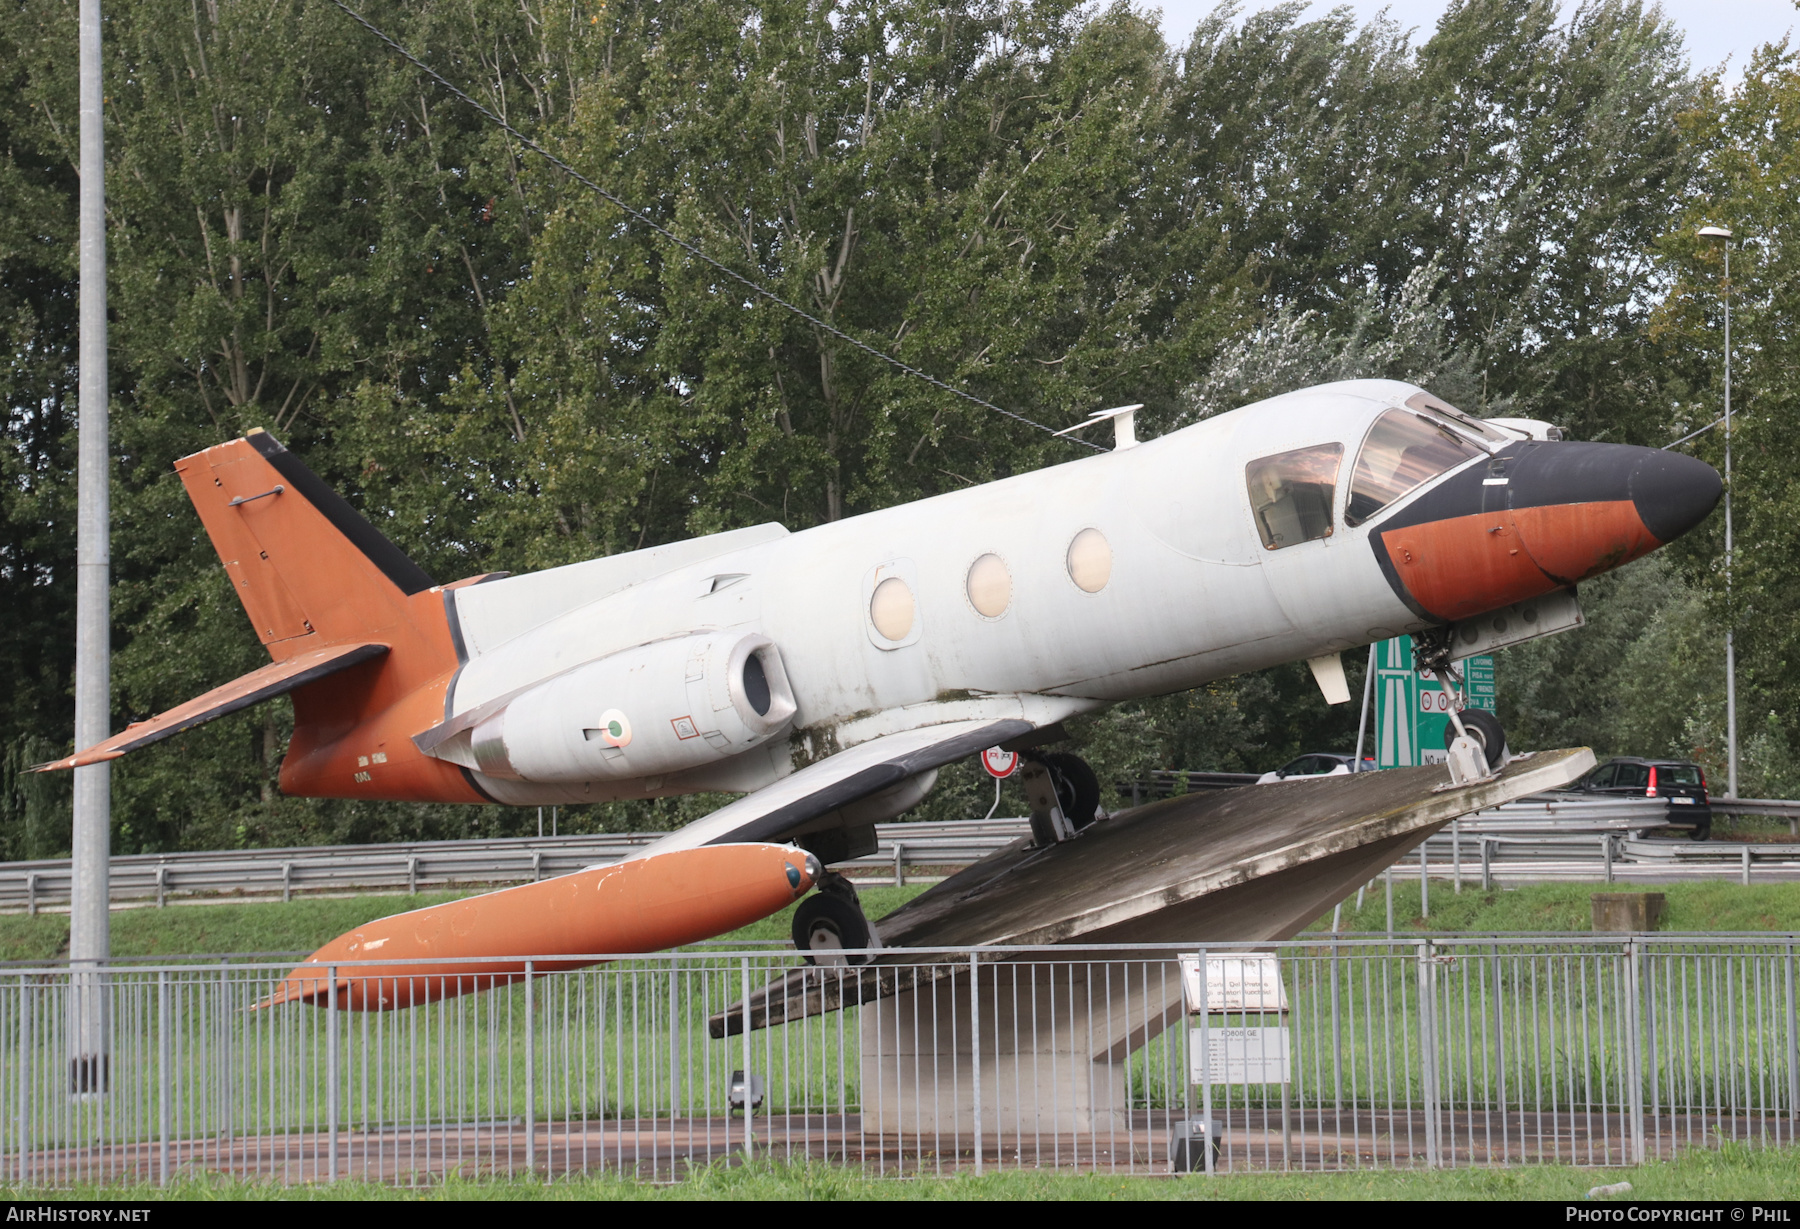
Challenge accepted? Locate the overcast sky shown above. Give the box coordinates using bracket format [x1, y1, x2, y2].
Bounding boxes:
[1148, 1, 1797, 84]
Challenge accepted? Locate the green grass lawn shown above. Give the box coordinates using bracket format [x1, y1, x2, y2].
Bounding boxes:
[8, 1142, 1800, 1200]
[1307, 878, 1800, 934]
[3, 878, 1797, 965]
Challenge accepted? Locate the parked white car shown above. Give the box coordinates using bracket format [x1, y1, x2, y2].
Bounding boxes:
[1256, 753, 1374, 784]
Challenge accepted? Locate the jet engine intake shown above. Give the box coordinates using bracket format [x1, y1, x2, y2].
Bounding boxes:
[460, 631, 797, 783]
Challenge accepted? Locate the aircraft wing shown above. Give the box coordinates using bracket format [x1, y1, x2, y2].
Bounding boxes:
[636, 717, 1034, 855]
[35, 642, 390, 770]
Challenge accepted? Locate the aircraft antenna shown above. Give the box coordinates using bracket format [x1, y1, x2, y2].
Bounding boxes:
[331, 2, 1103, 453]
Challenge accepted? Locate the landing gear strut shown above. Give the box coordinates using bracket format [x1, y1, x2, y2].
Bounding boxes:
[1020, 751, 1101, 848]
[792, 871, 880, 967]
[1414, 629, 1509, 784]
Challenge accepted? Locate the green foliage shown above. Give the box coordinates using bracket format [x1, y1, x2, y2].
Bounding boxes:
[1652, 46, 1800, 797]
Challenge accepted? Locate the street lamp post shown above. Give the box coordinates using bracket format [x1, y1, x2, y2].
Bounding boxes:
[1698, 225, 1735, 799]
[70, 0, 111, 1095]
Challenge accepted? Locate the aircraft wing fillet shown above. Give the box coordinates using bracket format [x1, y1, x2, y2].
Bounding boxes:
[637, 718, 1033, 855]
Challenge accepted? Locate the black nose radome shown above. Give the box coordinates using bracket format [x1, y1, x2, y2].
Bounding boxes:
[1629, 449, 1722, 544]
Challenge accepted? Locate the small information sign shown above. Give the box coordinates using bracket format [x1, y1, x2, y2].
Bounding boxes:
[1179, 954, 1289, 1014]
[1189, 1025, 1292, 1085]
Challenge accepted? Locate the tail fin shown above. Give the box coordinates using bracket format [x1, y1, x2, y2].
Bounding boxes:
[176, 429, 436, 655]
[42, 432, 486, 805]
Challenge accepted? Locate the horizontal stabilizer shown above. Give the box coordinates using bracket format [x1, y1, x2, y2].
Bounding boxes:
[35, 642, 389, 771]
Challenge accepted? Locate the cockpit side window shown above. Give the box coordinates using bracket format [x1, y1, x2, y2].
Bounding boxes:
[1344, 409, 1483, 527]
[1246, 443, 1344, 550]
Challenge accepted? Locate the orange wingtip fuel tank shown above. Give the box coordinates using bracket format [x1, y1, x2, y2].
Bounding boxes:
[259, 843, 818, 1012]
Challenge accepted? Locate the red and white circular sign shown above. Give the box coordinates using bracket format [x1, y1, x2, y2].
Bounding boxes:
[980, 746, 1019, 778]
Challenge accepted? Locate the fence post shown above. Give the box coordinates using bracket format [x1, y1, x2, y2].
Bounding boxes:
[1742, 847, 1752, 887]
[524, 959, 535, 1174]
[15, 978, 29, 1180]
[407, 856, 417, 896]
[1481, 839, 1493, 892]
[217, 960, 232, 1153]
[25, 873, 36, 917]
[1603, 835, 1614, 884]
[969, 953, 982, 1175]
[1198, 946, 1214, 1175]
[741, 956, 754, 1158]
[1417, 942, 1439, 1168]
[1452, 819, 1462, 893]
[1787, 943, 1798, 1134]
[1330, 938, 1343, 1114]
[326, 965, 339, 1183]
[157, 971, 170, 1187]
[281, 861, 292, 903]
[156, 863, 167, 909]
[894, 843, 905, 888]
[1623, 940, 1645, 1164]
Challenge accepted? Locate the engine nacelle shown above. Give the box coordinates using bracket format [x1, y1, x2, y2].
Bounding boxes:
[466, 632, 797, 783]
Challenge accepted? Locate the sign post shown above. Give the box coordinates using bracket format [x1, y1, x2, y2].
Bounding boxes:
[1181, 954, 1292, 1166]
[979, 746, 1018, 821]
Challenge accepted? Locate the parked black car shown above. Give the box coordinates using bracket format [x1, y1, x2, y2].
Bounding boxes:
[1567, 757, 1712, 840]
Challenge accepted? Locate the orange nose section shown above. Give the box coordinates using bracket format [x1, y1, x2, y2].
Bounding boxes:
[1371, 441, 1719, 624]
[1511, 500, 1662, 582]
[1380, 501, 1658, 624]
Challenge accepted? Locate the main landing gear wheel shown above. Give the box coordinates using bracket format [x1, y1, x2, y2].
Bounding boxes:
[1041, 752, 1102, 830]
[793, 875, 877, 967]
[1442, 709, 1508, 774]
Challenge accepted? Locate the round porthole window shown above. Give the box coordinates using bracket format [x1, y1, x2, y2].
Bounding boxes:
[869, 575, 916, 641]
[966, 553, 1012, 618]
[1066, 528, 1112, 593]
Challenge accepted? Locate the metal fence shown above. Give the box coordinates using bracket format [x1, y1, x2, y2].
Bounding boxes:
[4, 937, 1795, 1186]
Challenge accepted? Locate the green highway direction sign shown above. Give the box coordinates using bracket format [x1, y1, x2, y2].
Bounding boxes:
[1373, 636, 1495, 769]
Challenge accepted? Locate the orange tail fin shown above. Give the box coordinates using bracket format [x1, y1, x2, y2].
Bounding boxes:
[44, 432, 490, 804]
[177, 428, 436, 653]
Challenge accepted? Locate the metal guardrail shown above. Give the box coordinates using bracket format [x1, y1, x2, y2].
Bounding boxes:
[4, 793, 1796, 914]
[0, 821, 1033, 914]
[10, 791, 1800, 906]
[3, 936, 1794, 1185]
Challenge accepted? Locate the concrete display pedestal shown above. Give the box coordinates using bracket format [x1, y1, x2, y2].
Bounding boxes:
[857, 960, 1184, 1136]
[713, 750, 1596, 1136]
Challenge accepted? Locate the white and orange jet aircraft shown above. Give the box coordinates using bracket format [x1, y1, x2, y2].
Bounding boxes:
[46, 380, 1719, 991]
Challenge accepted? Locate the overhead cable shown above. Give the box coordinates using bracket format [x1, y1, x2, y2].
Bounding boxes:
[331, 1, 1102, 452]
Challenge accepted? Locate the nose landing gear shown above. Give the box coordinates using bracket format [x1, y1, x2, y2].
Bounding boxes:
[1415, 628, 1510, 786]
[1442, 708, 1508, 776]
